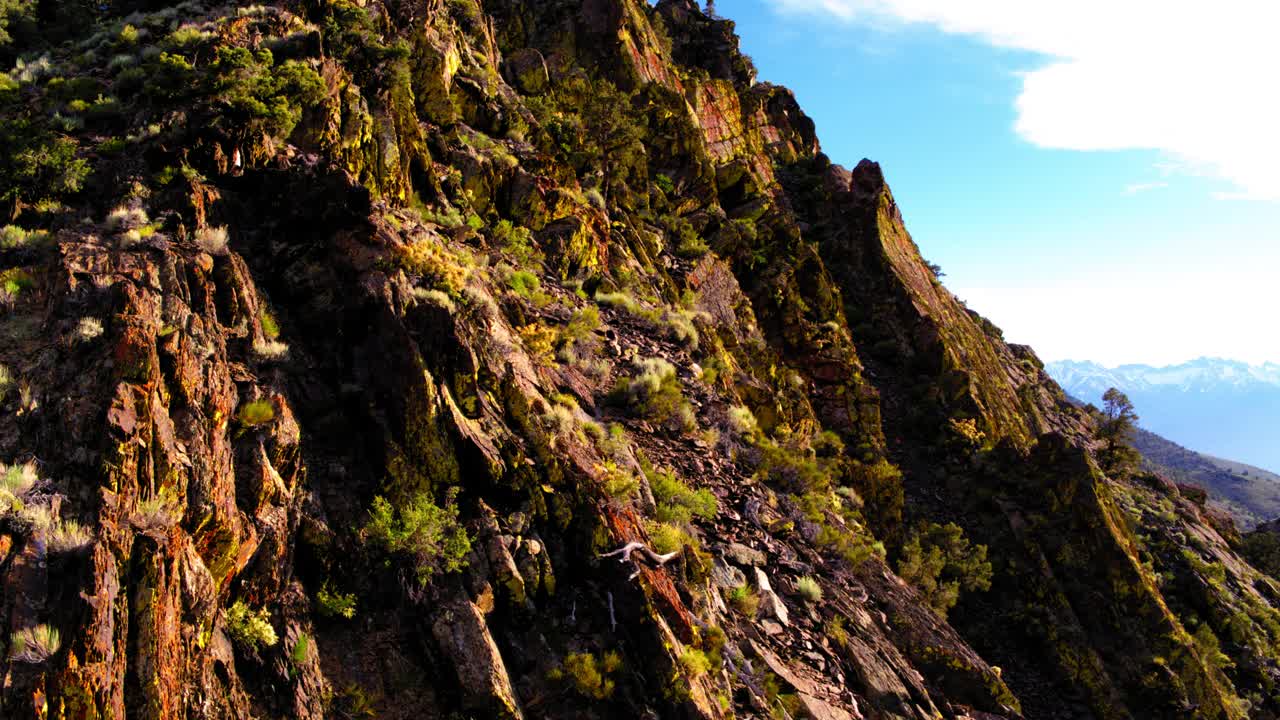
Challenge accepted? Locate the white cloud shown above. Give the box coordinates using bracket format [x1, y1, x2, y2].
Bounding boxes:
[769, 0, 1280, 199]
[955, 274, 1280, 366]
[1122, 181, 1168, 195]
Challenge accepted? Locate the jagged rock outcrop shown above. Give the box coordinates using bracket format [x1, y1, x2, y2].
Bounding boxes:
[0, 0, 1277, 718]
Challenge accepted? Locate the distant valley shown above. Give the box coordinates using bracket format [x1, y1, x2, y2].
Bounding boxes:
[1048, 358, 1280, 474]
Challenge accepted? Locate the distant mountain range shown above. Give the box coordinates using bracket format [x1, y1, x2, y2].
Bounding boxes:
[1047, 357, 1280, 474]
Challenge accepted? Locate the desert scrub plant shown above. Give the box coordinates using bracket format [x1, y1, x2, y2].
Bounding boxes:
[680, 648, 712, 676]
[645, 461, 716, 524]
[646, 519, 695, 555]
[897, 521, 992, 617]
[132, 493, 181, 531]
[0, 363, 11, 402]
[237, 398, 275, 426]
[0, 226, 50, 250]
[597, 460, 639, 499]
[726, 405, 759, 439]
[411, 287, 457, 313]
[661, 308, 706, 350]
[1, 268, 35, 297]
[396, 239, 469, 294]
[75, 317, 104, 342]
[252, 339, 289, 360]
[419, 206, 465, 229]
[726, 584, 759, 616]
[0, 461, 37, 514]
[316, 585, 357, 619]
[491, 219, 541, 266]
[504, 268, 550, 306]
[518, 322, 557, 365]
[796, 576, 822, 603]
[226, 600, 278, 650]
[593, 289, 637, 313]
[195, 225, 228, 254]
[105, 205, 148, 232]
[48, 517, 94, 553]
[611, 358, 694, 430]
[258, 308, 280, 339]
[9, 624, 60, 663]
[549, 651, 622, 700]
[363, 490, 470, 584]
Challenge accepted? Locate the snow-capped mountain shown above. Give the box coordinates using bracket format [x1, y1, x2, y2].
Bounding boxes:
[1047, 358, 1280, 473]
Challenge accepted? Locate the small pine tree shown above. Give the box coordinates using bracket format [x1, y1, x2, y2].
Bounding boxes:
[1096, 388, 1141, 478]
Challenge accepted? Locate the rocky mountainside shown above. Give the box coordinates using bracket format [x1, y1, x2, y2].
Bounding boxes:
[1130, 426, 1280, 531]
[1049, 358, 1280, 473]
[2, 1, 1280, 719]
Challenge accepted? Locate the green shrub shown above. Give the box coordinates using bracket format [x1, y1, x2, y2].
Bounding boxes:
[47, 516, 93, 553]
[727, 585, 758, 616]
[0, 225, 50, 250]
[9, 624, 60, 663]
[507, 269, 541, 298]
[0, 268, 33, 297]
[259, 309, 280, 339]
[680, 648, 712, 676]
[492, 220, 541, 266]
[237, 399, 275, 426]
[291, 633, 310, 666]
[593, 290, 637, 313]
[226, 600, 278, 650]
[316, 586, 357, 619]
[396, 239, 470, 294]
[0, 119, 89, 217]
[654, 173, 675, 195]
[796, 575, 822, 603]
[0, 461, 37, 514]
[563, 306, 600, 344]
[551, 651, 622, 700]
[647, 520, 688, 555]
[597, 460, 639, 499]
[646, 462, 716, 524]
[363, 491, 470, 584]
[896, 521, 992, 617]
[612, 358, 693, 429]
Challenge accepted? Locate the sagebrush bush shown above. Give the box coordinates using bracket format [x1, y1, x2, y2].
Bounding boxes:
[551, 651, 622, 700]
[9, 624, 60, 663]
[727, 585, 758, 616]
[226, 600, 278, 650]
[412, 287, 456, 312]
[363, 491, 470, 584]
[316, 586, 357, 619]
[896, 521, 992, 617]
[397, 240, 469, 294]
[76, 317, 104, 341]
[593, 290, 637, 313]
[237, 399, 275, 426]
[612, 358, 693, 429]
[48, 517, 94, 553]
[647, 462, 716, 524]
[195, 225, 228, 255]
[796, 575, 822, 603]
[132, 494, 181, 531]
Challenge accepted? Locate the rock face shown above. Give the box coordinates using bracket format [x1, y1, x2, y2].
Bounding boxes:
[0, 1, 1277, 719]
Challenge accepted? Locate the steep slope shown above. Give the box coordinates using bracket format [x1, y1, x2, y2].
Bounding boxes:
[0, 1, 1278, 719]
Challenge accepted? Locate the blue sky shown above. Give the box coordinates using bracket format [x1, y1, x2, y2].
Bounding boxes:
[720, 0, 1280, 367]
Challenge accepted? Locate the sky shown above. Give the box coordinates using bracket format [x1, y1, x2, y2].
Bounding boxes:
[716, 0, 1280, 367]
